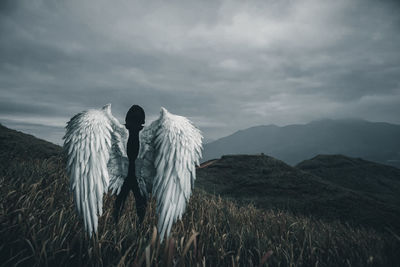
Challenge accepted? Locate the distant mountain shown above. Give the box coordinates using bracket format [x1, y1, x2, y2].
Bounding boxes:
[202, 119, 400, 168]
[196, 154, 400, 231]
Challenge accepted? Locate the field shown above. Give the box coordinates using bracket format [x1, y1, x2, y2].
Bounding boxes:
[0, 125, 399, 266]
[1, 155, 399, 267]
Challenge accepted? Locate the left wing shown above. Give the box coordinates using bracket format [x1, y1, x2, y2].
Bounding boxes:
[139, 108, 202, 240]
[63, 104, 128, 236]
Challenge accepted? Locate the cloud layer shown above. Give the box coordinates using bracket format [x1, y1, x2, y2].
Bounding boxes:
[1, 0, 399, 144]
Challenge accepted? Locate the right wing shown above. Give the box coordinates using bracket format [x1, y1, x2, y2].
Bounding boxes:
[136, 108, 202, 241]
[63, 104, 128, 236]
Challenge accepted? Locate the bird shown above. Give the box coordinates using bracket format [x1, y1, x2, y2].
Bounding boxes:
[63, 104, 203, 241]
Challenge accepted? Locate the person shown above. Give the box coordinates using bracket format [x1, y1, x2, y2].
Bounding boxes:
[114, 105, 147, 224]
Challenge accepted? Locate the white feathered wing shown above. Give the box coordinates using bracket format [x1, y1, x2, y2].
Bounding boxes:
[136, 107, 203, 240]
[63, 104, 128, 236]
[64, 104, 202, 240]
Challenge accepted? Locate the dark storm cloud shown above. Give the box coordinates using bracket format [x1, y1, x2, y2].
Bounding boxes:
[0, 98, 62, 115]
[1, 0, 399, 144]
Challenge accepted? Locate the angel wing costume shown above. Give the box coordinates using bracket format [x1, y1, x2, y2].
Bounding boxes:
[63, 104, 202, 241]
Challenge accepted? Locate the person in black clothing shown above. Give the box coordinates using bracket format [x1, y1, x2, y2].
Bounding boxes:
[114, 105, 147, 224]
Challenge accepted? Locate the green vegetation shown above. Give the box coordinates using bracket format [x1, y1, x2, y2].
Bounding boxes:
[297, 154, 400, 205]
[0, 124, 61, 163]
[1, 124, 399, 266]
[197, 155, 400, 232]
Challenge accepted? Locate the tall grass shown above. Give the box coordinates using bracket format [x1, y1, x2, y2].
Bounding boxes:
[0, 156, 398, 266]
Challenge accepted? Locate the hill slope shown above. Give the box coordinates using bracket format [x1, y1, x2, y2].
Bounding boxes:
[297, 154, 400, 205]
[196, 154, 400, 231]
[202, 119, 400, 168]
[1, 124, 399, 266]
[0, 123, 62, 164]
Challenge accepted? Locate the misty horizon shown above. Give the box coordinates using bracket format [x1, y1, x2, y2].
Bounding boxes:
[1, 116, 399, 146]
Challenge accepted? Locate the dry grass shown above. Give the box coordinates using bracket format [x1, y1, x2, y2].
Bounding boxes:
[0, 156, 398, 266]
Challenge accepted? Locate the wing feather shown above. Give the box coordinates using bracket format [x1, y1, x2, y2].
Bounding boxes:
[148, 107, 203, 241]
[64, 104, 128, 236]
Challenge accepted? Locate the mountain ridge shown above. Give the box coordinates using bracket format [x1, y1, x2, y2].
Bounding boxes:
[203, 119, 400, 168]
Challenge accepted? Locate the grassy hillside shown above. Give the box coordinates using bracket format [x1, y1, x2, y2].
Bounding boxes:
[196, 155, 400, 232]
[297, 155, 400, 205]
[0, 123, 61, 166]
[1, 125, 399, 266]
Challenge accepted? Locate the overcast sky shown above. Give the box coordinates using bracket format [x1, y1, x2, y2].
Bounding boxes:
[1, 0, 399, 145]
